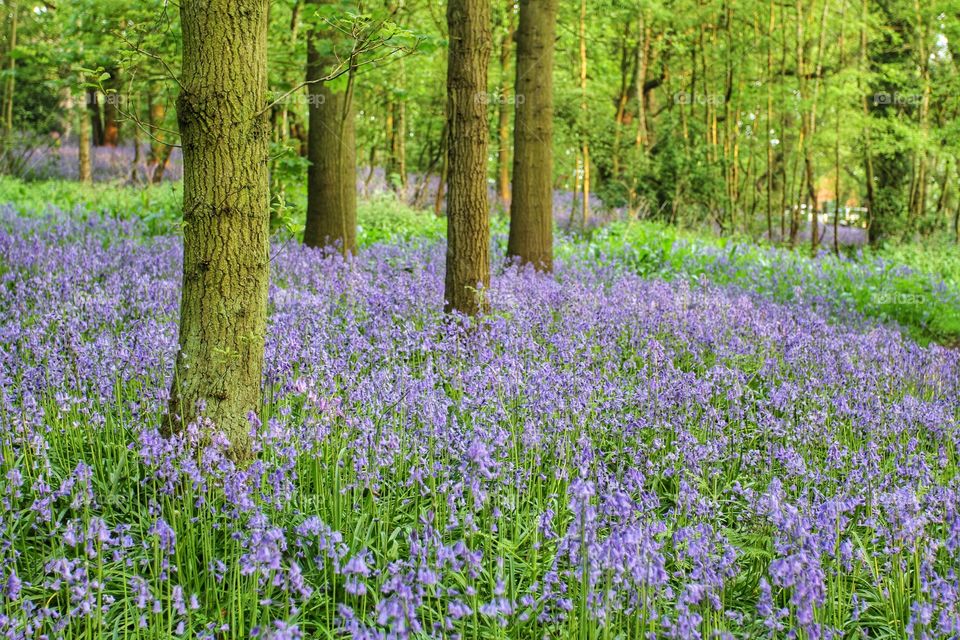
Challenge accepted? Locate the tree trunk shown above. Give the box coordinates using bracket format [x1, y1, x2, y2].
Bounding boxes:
[168, 0, 271, 462]
[859, 0, 877, 244]
[88, 89, 104, 146]
[304, 0, 358, 255]
[495, 11, 516, 208]
[78, 88, 92, 184]
[507, 0, 557, 270]
[435, 125, 448, 217]
[635, 12, 651, 151]
[765, 0, 775, 242]
[444, 0, 491, 315]
[102, 68, 121, 147]
[130, 114, 141, 183]
[148, 97, 174, 184]
[394, 62, 407, 193]
[833, 0, 847, 255]
[807, 0, 828, 257]
[578, 0, 591, 228]
[2, 0, 16, 158]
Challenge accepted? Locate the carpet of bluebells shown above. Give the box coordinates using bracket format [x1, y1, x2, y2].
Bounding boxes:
[1, 206, 959, 640]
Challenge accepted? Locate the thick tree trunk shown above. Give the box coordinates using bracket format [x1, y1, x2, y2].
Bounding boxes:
[168, 0, 271, 462]
[444, 0, 491, 315]
[507, 0, 557, 270]
[304, 0, 358, 255]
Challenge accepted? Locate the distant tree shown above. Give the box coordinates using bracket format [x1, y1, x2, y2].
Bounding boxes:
[167, 0, 271, 462]
[494, 4, 516, 208]
[444, 0, 491, 315]
[304, 0, 358, 255]
[507, 0, 557, 271]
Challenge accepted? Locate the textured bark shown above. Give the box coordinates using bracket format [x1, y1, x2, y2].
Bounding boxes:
[444, 0, 491, 315]
[304, 0, 358, 255]
[168, 0, 271, 462]
[506, 0, 556, 271]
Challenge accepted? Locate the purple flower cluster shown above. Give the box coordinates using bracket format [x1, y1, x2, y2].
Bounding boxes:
[0, 209, 958, 638]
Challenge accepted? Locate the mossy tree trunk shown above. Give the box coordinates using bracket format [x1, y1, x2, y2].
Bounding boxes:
[507, 0, 557, 271]
[304, 0, 358, 255]
[444, 0, 491, 315]
[168, 0, 271, 462]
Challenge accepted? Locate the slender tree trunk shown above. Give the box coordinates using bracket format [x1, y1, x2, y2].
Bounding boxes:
[148, 97, 174, 184]
[790, 0, 808, 248]
[765, 0, 775, 242]
[131, 113, 141, 183]
[435, 123, 448, 217]
[394, 61, 407, 193]
[859, 0, 877, 244]
[635, 12, 650, 152]
[779, 1, 789, 242]
[304, 0, 358, 255]
[610, 23, 633, 176]
[444, 0, 491, 315]
[569, 151, 582, 232]
[507, 0, 557, 270]
[78, 88, 92, 184]
[909, 0, 930, 230]
[168, 0, 271, 462]
[955, 188, 960, 244]
[806, 0, 828, 256]
[2, 0, 16, 159]
[88, 89, 104, 146]
[578, 0, 590, 228]
[833, 0, 847, 255]
[495, 11, 516, 208]
[279, 0, 303, 143]
[102, 68, 121, 147]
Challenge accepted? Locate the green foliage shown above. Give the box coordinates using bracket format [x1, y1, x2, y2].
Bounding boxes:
[356, 192, 446, 245]
[578, 219, 960, 346]
[0, 176, 182, 235]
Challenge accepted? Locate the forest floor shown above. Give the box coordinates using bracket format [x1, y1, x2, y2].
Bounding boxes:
[0, 182, 959, 639]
